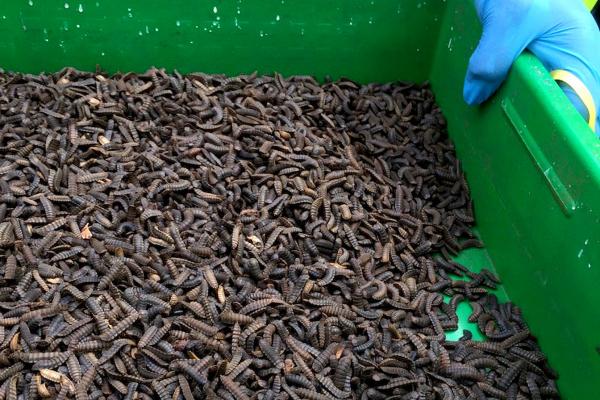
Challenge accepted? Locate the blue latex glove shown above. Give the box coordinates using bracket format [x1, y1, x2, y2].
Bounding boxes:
[464, 0, 600, 134]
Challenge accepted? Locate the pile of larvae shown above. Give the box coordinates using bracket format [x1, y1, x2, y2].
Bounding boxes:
[0, 68, 559, 400]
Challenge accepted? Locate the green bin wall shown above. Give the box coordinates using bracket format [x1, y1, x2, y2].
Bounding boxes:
[1, 0, 599, 397]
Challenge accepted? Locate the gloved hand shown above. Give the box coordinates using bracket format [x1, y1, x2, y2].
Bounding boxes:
[463, 0, 600, 134]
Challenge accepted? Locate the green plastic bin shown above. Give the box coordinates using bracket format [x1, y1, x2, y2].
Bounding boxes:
[1, 0, 599, 397]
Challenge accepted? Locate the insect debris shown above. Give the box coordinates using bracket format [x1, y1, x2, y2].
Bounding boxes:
[0, 68, 557, 399]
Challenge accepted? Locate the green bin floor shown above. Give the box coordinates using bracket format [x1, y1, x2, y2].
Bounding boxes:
[445, 236, 509, 342]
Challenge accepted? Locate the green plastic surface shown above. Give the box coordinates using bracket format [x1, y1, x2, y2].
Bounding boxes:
[1, 0, 599, 397]
[445, 244, 508, 342]
[0, 0, 444, 83]
[430, 1, 600, 397]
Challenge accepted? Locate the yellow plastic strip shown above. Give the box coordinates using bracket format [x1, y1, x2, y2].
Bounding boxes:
[584, 0, 597, 11]
[551, 69, 597, 132]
